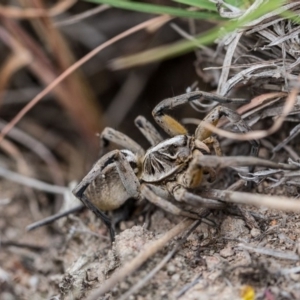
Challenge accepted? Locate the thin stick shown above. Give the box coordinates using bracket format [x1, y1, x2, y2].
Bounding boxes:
[0, 0, 76, 19]
[87, 218, 195, 300]
[26, 205, 84, 231]
[0, 166, 68, 194]
[0, 240, 45, 251]
[0, 15, 171, 143]
[280, 266, 300, 275]
[197, 155, 299, 171]
[176, 274, 202, 299]
[238, 243, 299, 260]
[202, 189, 300, 212]
[201, 85, 299, 141]
[54, 5, 110, 27]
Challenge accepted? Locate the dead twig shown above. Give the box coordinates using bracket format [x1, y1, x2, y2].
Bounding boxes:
[238, 243, 299, 261]
[280, 266, 300, 275]
[0, 0, 76, 19]
[0, 166, 69, 195]
[273, 123, 300, 152]
[0, 240, 45, 252]
[54, 5, 110, 27]
[0, 15, 172, 143]
[201, 189, 300, 212]
[26, 205, 84, 231]
[197, 155, 299, 171]
[176, 274, 202, 299]
[202, 86, 299, 141]
[0, 120, 64, 187]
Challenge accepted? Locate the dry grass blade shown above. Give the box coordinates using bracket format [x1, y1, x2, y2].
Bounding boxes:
[273, 123, 300, 152]
[54, 4, 110, 27]
[0, 26, 31, 98]
[87, 218, 195, 300]
[0, 0, 76, 19]
[0, 120, 64, 186]
[0, 166, 68, 195]
[202, 87, 299, 141]
[0, 240, 45, 252]
[238, 243, 299, 260]
[1, 17, 103, 143]
[0, 15, 172, 143]
[281, 266, 300, 275]
[197, 155, 298, 171]
[0, 53, 31, 94]
[202, 189, 300, 212]
[26, 205, 84, 231]
[217, 32, 242, 96]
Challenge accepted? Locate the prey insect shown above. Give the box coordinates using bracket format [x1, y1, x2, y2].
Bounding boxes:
[73, 91, 258, 240]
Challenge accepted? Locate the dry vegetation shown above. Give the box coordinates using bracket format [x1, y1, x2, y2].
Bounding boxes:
[1, 1, 300, 300]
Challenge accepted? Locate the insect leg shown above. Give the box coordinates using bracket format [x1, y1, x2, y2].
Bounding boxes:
[99, 127, 145, 156]
[195, 106, 259, 160]
[140, 184, 200, 219]
[202, 136, 222, 156]
[134, 115, 163, 146]
[167, 182, 225, 209]
[72, 150, 140, 241]
[152, 91, 247, 137]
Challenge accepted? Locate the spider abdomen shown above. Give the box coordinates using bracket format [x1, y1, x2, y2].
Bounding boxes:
[85, 168, 130, 211]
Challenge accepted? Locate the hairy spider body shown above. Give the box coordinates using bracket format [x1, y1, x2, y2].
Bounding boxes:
[73, 91, 257, 240]
[83, 150, 139, 212]
[142, 135, 209, 183]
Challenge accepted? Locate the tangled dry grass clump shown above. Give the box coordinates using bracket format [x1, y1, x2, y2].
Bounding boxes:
[1, 1, 300, 300]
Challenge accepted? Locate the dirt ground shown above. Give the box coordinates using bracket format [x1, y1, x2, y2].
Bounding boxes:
[1, 172, 300, 300]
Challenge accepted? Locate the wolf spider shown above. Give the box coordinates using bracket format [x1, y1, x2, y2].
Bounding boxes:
[73, 91, 258, 240]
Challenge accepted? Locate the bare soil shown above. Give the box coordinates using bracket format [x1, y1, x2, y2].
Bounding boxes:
[1, 178, 300, 299]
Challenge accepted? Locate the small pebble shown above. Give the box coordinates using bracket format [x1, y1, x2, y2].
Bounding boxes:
[205, 256, 220, 269]
[167, 264, 176, 275]
[290, 273, 300, 282]
[171, 273, 180, 282]
[1, 293, 15, 300]
[251, 228, 261, 238]
[119, 281, 129, 290]
[220, 247, 234, 258]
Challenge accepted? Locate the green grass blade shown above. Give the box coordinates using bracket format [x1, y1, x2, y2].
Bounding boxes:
[109, 0, 285, 69]
[84, 0, 223, 20]
[173, 0, 217, 11]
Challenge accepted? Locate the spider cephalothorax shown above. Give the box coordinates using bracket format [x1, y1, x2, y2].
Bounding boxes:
[73, 91, 258, 240]
[141, 135, 210, 182]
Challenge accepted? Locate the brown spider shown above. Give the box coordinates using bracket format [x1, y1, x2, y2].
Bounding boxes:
[73, 91, 258, 240]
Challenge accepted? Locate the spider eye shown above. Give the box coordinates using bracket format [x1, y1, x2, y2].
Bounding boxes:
[168, 145, 178, 155]
[129, 161, 137, 170]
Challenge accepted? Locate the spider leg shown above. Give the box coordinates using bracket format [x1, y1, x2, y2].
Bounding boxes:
[73, 163, 115, 241]
[202, 136, 222, 156]
[140, 184, 201, 219]
[166, 182, 225, 209]
[175, 149, 217, 188]
[99, 127, 145, 156]
[152, 91, 247, 137]
[73, 150, 140, 241]
[81, 194, 115, 241]
[195, 105, 259, 161]
[134, 115, 163, 146]
[114, 150, 141, 199]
